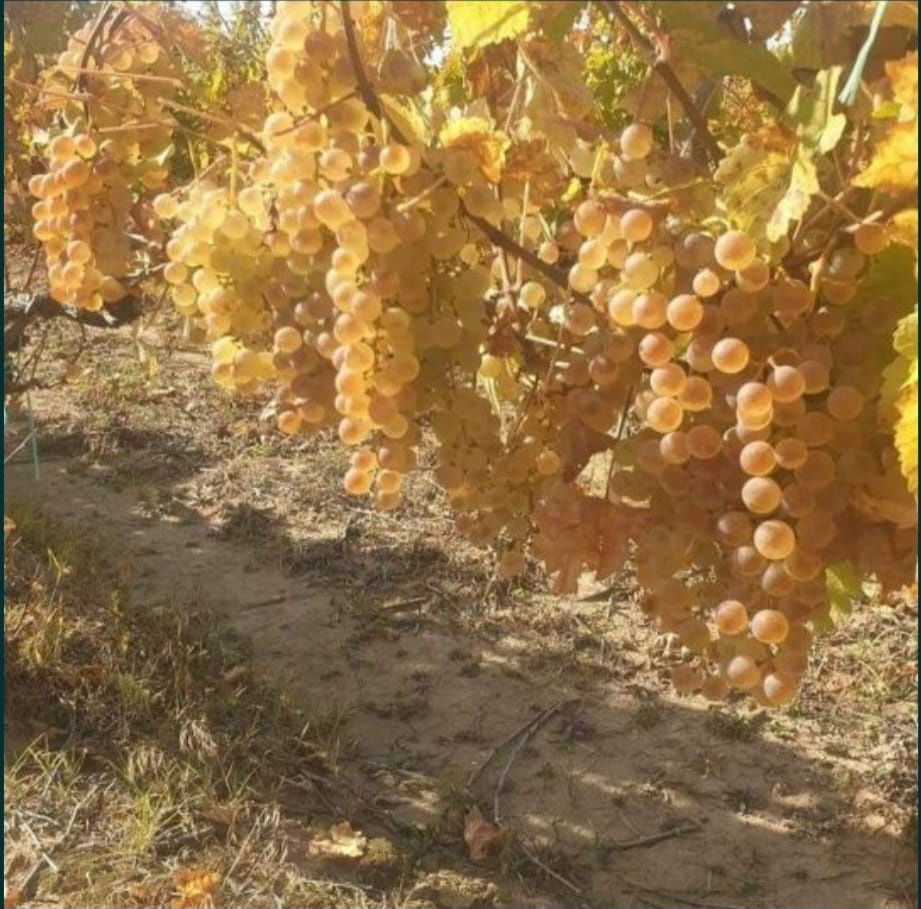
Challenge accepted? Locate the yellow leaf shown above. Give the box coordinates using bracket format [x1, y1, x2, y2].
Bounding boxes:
[855, 122, 918, 192]
[715, 125, 818, 243]
[894, 383, 918, 496]
[519, 35, 597, 121]
[881, 308, 918, 498]
[888, 50, 919, 112]
[379, 94, 430, 146]
[855, 53, 918, 193]
[890, 208, 919, 256]
[439, 116, 509, 182]
[446, 1, 530, 50]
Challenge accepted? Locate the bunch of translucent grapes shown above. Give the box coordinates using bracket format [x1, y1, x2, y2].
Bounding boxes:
[414, 118, 916, 707]
[590, 172, 917, 705]
[30, 133, 132, 310]
[155, 1, 915, 712]
[154, 181, 277, 392]
[31, 6, 184, 310]
[266, 0, 357, 115]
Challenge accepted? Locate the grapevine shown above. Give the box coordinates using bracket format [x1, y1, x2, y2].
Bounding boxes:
[13, 0, 919, 708]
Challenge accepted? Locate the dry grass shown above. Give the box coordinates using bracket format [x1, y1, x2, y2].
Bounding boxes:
[3, 504, 408, 909]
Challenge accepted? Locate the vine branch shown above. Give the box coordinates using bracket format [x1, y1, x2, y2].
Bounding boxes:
[602, 1, 722, 164]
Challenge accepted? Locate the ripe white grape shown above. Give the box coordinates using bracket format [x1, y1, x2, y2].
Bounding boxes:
[740, 441, 776, 476]
[687, 424, 722, 459]
[763, 672, 797, 705]
[717, 511, 752, 546]
[711, 337, 750, 374]
[774, 437, 808, 469]
[750, 609, 790, 644]
[768, 365, 805, 403]
[715, 600, 748, 635]
[692, 269, 721, 297]
[659, 430, 690, 464]
[666, 294, 703, 331]
[741, 476, 782, 514]
[620, 123, 654, 160]
[646, 397, 684, 433]
[632, 292, 668, 329]
[621, 208, 653, 242]
[726, 655, 761, 689]
[715, 230, 756, 271]
[623, 252, 659, 289]
[826, 385, 864, 421]
[753, 519, 796, 560]
[650, 363, 687, 396]
[854, 222, 889, 256]
[638, 332, 674, 367]
[575, 200, 606, 236]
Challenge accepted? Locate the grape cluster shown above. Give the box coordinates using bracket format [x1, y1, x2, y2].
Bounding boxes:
[32, 1, 915, 709]
[29, 132, 129, 310]
[29, 6, 182, 309]
[164, 1, 916, 708]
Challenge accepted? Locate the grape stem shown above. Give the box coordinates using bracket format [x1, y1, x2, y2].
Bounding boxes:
[602, 1, 722, 164]
[338, 0, 594, 306]
[605, 385, 634, 500]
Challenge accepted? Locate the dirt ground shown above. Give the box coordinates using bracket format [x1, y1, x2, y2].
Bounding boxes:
[4, 259, 918, 908]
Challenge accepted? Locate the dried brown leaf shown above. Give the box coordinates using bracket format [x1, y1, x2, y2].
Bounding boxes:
[463, 807, 511, 862]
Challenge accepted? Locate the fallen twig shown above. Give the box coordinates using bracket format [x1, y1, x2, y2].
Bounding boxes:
[517, 840, 585, 899]
[494, 700, 575, 822]
[467, 698, 577, 789]
[611, 818, 702, 850]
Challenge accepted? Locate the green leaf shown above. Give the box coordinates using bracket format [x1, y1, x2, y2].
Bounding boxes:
[824, 560, 863, 627]
[446, 1, 531, 50]
[650, 1, 798, 105]
[786, 67, 847, 153]
[535, 0, 584, 43]
[766, 148, 818, 241]
[782, 1, 918, 74]
[857, 244, 917, 312]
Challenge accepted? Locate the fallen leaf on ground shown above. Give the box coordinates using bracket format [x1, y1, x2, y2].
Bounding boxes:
[307, 821, 367, 860]
[463, 807, 511, 862]
[169, 869, 220, 909]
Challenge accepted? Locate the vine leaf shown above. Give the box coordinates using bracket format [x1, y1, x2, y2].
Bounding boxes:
[380, 94, 430, 146]
[715, 124, 816, 244]
[519, 35, 598, 123]
[889, 208, 919, 255]
[782, 1, 918, 75]
[650, 1, 798, 105]
[882, 308, 919, 497]
[440, 116, 509, 182]
[823, 561, 862, 627]
[732, 1, 801, 41]
[855, 52, 918, 193]
[715, 66, 848, 244]
[787, 66, 847, 153]
[446, 1, 530, 50]
[893, 380, 918, 496]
